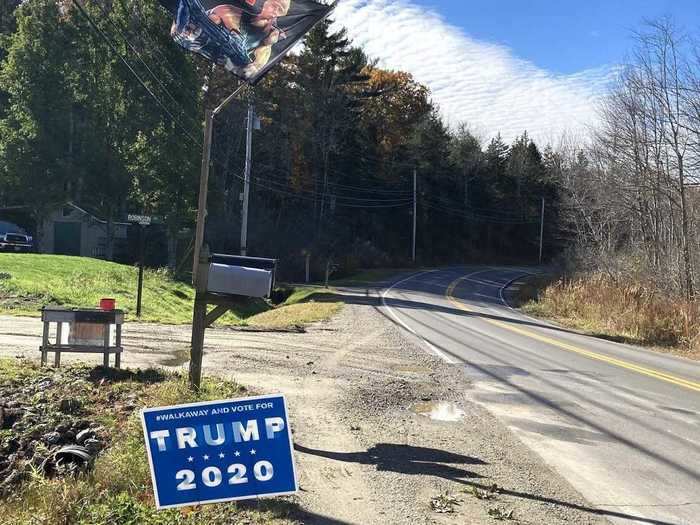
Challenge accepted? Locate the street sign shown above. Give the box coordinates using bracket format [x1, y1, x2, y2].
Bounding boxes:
[126, 215, 151, 316]
[141, 394, 297, 509]
[128, 214, 152, 226]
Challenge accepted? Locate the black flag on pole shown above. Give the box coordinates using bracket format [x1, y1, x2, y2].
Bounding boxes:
[159, 0, 337, 84]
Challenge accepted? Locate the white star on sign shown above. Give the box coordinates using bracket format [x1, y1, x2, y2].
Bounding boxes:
[203, 455, 209, 461]
[234, 451, 241, 457]
[250, 449, 256, 455]
[187, 456, 194, 463]
[219, 453, 225, 459]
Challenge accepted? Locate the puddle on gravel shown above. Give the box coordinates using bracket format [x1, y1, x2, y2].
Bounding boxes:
[159, 348, 191, 367]
[411, 401, 465, 422]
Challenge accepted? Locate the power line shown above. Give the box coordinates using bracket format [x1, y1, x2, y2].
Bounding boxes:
[70, 1, 424, 213]
[86, 3, 498, 210]
[94, 6, 202, 133]
[247, 177, 412, 209]
[241, 173, 413, 203]
[423, 201, 540, 224]
[100, 2, 204, 115]
[253, 109, 423, 171]
[252, 161, 413, 195]
[71, 0, 201, 147]
[424, 195, 538, 218]
[233, 170, 413, 205]
[131, 2, 205, 103]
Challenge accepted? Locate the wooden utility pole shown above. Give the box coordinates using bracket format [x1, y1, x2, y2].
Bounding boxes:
[192, 110, 215, 284]
[412, 169, 417, 264]
[190, 84, 247, 390]
[539, 197, 545, 264]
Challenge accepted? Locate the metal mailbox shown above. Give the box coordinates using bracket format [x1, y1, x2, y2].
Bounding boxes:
[206, 254, 277, 299]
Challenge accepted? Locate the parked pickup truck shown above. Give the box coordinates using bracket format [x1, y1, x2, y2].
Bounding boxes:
[0, 221, 34, 252]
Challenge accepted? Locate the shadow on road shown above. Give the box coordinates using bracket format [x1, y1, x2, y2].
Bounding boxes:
[423, 328, 700, 481]
[296, 442, 486, 481]
[238, 498, 354, 525]
[296, 443, 679, 525]
[307, 285, 592, 342]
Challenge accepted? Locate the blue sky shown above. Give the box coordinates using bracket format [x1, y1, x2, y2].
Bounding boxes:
[334, 0, 699, 143]
[418, 0, 700, 74]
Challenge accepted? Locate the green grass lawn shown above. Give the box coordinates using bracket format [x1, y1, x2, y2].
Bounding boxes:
[0, 253, 226, 324]
[0, 254, 341, 327]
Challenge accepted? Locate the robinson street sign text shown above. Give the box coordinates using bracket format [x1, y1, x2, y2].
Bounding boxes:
[127, 214, 152, 226]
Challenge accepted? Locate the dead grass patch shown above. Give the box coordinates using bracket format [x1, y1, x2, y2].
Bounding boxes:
[521, 272, 700, 360]
[247, 302, 342, 329]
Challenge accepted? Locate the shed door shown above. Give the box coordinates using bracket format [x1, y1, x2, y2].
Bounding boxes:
[54, 222, 81, 255]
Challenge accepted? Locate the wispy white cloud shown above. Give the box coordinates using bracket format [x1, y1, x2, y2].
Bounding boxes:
[332, 0, 614, 145]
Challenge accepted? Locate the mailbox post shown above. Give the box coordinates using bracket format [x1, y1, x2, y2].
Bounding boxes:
[189, 252, 277, 389]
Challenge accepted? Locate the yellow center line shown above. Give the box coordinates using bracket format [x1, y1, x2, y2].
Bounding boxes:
[446, 277, 700, 393]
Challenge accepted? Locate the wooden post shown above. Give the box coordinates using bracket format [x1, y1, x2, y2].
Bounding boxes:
[192, 110, 214, 286]
[136, 225, 145, 317]
[189, 110, 214, 390]
[103, 323, 110, 368]
[189, 294, 207, 390]
[115, 323, 122, 369]
[189, 245, 210, 390]
[41, 319, 49, 366]
[188, 85, 246, 390]
[55, 322, 63, 367]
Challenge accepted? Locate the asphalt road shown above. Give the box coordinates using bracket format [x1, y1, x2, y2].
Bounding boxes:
[381, 267, 700, 525]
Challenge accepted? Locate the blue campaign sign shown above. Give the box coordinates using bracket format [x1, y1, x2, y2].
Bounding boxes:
[141, 394, 297, 509]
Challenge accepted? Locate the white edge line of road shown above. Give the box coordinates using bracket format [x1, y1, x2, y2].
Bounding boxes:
[382, 268, 497, 365]
[496, 269, 555, 327]
[380, 266, 550, 365]
[488, 267, 578, 334]
[380, 270, 460, 364]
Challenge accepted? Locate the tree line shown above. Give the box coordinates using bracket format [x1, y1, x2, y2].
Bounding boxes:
[2, 0, 559, 279]
[550, 20, 700, 299]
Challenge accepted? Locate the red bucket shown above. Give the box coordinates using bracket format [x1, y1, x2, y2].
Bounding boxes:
[99, 298, 116, 311]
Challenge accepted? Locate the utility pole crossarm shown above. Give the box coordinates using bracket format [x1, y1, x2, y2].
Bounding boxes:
[214, 83, 247, 116]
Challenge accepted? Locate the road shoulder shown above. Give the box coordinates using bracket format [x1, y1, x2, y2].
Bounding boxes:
[207, 288, 606, 524]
